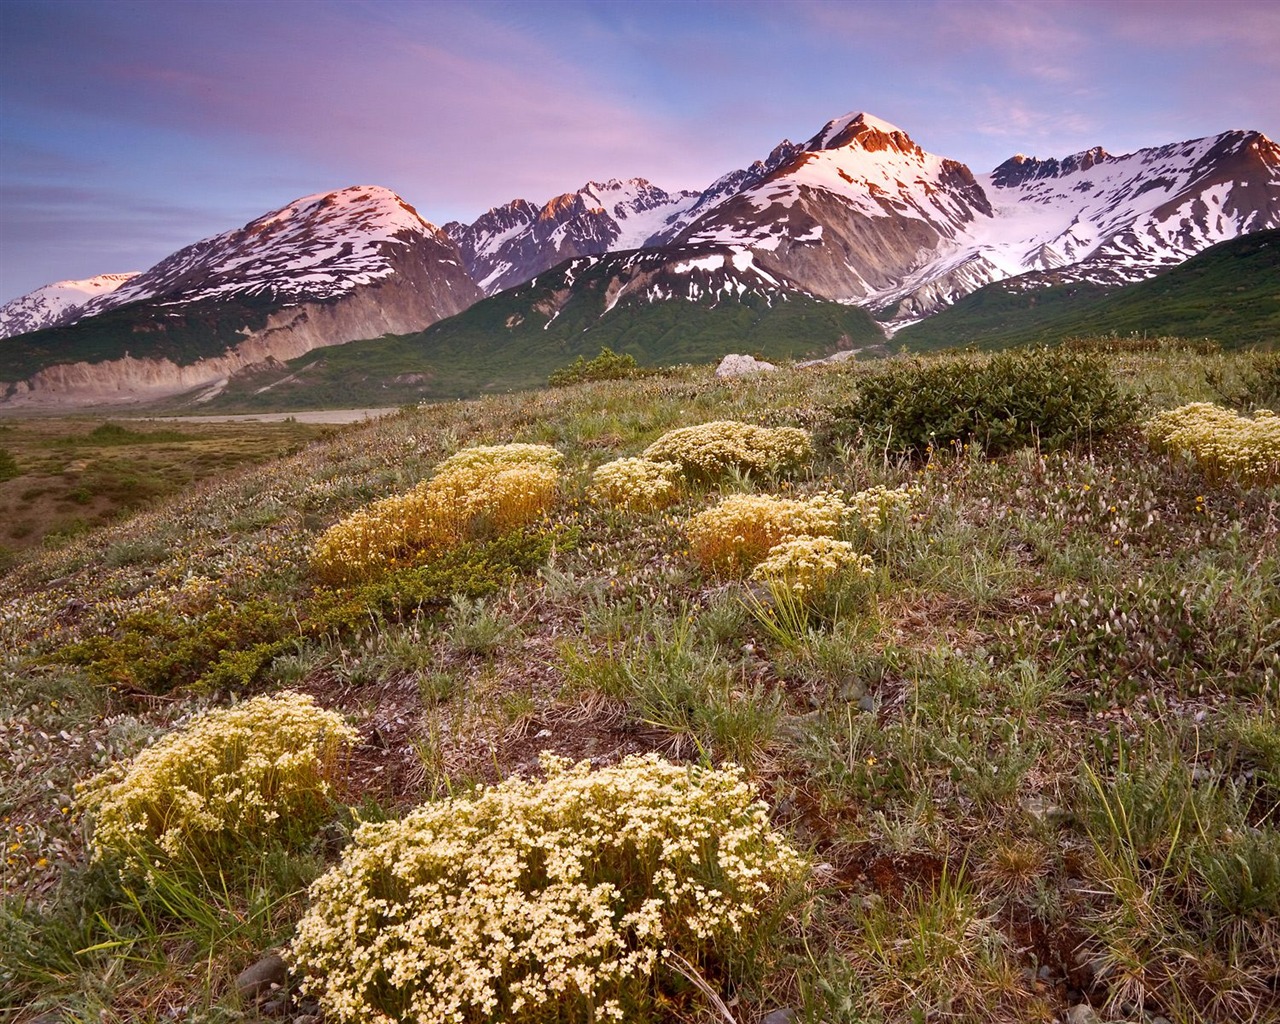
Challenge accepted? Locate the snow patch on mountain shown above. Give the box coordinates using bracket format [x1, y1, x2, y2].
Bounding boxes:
[0, 273, 138, 339]
[76, 185, 442, 322]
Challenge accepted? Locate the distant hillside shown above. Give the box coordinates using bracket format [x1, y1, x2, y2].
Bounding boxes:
[896, 230, 1280, 351]
[200, 249, 887, 411]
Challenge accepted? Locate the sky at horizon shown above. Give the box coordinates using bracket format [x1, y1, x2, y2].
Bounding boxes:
[1, 0, 1277, 303]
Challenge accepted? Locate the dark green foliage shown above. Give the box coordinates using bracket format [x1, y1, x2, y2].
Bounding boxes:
[1206, 351, 1280, 411]
[0, 448, 18, 482]
[548, 347, 641, 387]
[60, 600, 296, 694]
[194, 259, 886, 411]
[829, 348, 1136, 456]
[0, 293, 286, 381]
[896, 230, 1280, 351]
[58, 529, 570, 693]
[80, 422, 195, 446]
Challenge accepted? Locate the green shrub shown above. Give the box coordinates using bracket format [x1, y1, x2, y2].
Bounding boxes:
[0, 448, 18, 482]
[548, 346, 640, 387]
[77, 691, 356, 872]
[289, 753, 805, 1023]
[831, 349, 1136, 456]
[60, 599, 295, 694]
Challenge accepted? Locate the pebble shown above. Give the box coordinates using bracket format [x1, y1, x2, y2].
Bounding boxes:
[1065, 1005, 1101, 1024]
[235, 951, 288, 1001]
[761, 1010, 796, 1024]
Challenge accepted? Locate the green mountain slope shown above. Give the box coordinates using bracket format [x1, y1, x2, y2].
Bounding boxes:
[202, 250, 887, 411]
[0, 294, 285, 382]
[896, 230, 1280, 351]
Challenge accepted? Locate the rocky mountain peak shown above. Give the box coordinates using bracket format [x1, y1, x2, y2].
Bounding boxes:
[806, 112, 922, 158]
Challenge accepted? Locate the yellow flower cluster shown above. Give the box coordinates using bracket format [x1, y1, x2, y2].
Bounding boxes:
[289, 753, 805, 1024]
[848, 484, 921, 529]
[686, 492, 848, 575]
[1145, 403, 1280, 484]
[750, 536, 873, 597]
[311, 444, 563, 582]
[589, 457, 682, 511]
[77, 692, 356, 871]
[642, 420, 812, 479]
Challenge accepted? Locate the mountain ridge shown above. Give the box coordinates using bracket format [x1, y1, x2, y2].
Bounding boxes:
[3, 112, 1276, 407]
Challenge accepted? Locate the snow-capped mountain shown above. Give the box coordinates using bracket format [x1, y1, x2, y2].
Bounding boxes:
[74, 185, 479, 325]
[670, 113, 1279, 323]
[6, 111, 1276, 407]
[443, 178, 701, 295]
[0, 273, 138, 339]
[2, 186, 481, 405]
[675, 113, 994, 309]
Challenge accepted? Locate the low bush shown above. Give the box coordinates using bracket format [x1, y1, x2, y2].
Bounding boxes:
[750, 536, 873, 600]
[1144, 402, 1280, 483]
[686, 492, 847, 575]
[548, 346, 641, 387]
[830, 349, 1135, 456]
[642, 420, 812, 480]
[589, 457, 682, 511]
[77, 692, 356, 872]
[289, 753, 805, 1024]
[311, 444, 562, 583]
[61, 598, 295, 694]
[0, 448, 18, 482]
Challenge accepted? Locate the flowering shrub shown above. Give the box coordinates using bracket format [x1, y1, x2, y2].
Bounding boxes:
[751, 536, 873, 599]
[1144, 403, 1280, 483]
[847, 484, 921, 529]
[589, 457, 682, 511]
[312, 444, 562, 582]
[642, 420, 812, 479]
[686, 492, 848, 575]
[77, 692, 356, 871]
[289, 753, 805, 1024]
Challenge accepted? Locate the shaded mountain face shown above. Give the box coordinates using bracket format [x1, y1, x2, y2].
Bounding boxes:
[1, 186, 482, 405]
[0, 273, 138, 339]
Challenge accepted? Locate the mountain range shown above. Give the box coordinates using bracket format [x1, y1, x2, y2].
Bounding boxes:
[2, 111, 1276, 406]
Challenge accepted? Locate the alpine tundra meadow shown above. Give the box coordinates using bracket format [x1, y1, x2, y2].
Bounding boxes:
[2, 342, 1278, 1023]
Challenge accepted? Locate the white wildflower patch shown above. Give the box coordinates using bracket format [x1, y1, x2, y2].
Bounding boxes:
[642, 420, 812, 478]
[289, 752, 806, 1024]
[589, 457, 682, 511]
[1145, 402, 1280, 484]
[686, 492, 849, 575]
[76, 691, 356, 871]
[751, 536, 874, 599]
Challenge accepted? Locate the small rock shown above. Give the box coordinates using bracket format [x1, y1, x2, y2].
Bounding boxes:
[796, 349, 858, 369]
[1066, 1005, 1101, 1024]
[837, 677, 866, 702]
[714, 353, 777, 378]
[760, 1010, 796, 1024]
[235, 952, 288, 1001]
[261, 995, 291, 1017]
[857, 694, 877, 713]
